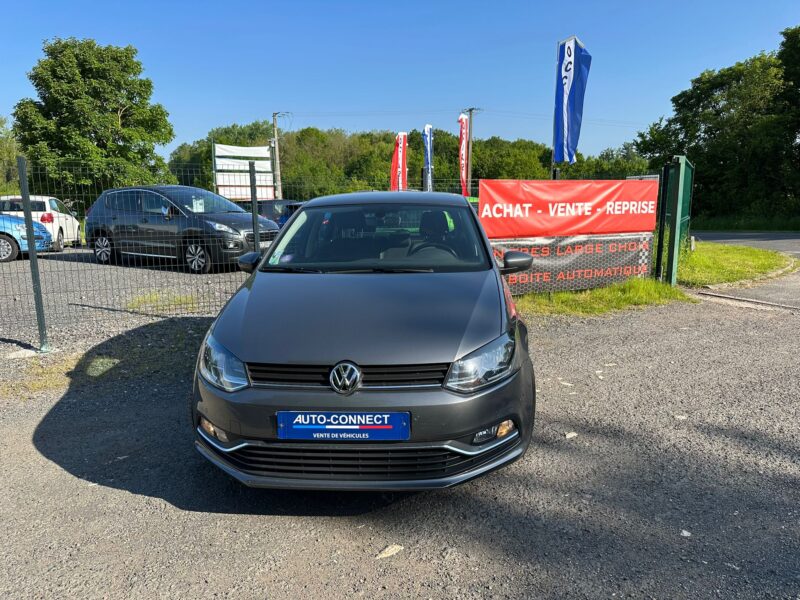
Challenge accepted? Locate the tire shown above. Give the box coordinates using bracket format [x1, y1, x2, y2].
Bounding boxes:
[53, 229, 64, 252]
[184, 240, 212, 274]
[0, 234, 19, 263]
[93, 233, 114, 264]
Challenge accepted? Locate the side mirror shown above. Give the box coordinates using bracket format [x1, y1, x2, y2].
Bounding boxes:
[237, 251, 261, 273]
[499, 251, 533, 275]
[71, 211, 78, 217]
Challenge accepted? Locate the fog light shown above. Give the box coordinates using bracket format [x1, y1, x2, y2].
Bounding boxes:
[472, 419, 516, 445]
[199, 416, 229, 443]
[496, 419, 516, 439]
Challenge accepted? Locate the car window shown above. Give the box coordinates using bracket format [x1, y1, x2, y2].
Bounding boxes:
[55, 199, 70, 214]
[49, 199, 59, 212]
[0, 199, 45, 212]
[167, 188, 245, 214]
[141, 192, 170, 215]
[106, 191, 140, 213]
[263, 203, 490, 273]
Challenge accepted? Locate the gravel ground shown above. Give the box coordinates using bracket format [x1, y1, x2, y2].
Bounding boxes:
[1, 298, 798, 598]
[0, 247, 246, 349]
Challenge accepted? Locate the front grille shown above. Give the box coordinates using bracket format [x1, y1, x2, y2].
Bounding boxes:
[246, 363, 450, 389]
[206, 440, 518, 481]
[245, 230, 279, 245]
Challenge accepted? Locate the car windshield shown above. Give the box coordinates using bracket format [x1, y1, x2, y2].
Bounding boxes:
[261, 203, 490, 273]
[168, 189, 245, 214]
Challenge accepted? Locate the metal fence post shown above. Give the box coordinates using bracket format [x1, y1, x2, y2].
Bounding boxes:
[665, 156, 687, 286]
[249, 161, 259, 250]
[17, 156, 51, 352]
[654, 163, 671, 281]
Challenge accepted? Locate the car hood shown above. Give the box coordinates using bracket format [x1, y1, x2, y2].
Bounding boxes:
[213, 269, 503, 365]
[201, 212, 278, 231]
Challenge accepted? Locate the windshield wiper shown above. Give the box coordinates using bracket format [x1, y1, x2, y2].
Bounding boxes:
[326, 267, 434, 274]
[259, 265, 324, 273]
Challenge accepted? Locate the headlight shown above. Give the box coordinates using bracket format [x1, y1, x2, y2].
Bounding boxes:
[445, 331, 520, 393]
[210, 222, 237, 234]
[199, 331, 249, 392]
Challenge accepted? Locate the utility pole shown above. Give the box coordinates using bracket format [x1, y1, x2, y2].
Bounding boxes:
[463, 107, 481, 197]
[272, 112, 286, 199]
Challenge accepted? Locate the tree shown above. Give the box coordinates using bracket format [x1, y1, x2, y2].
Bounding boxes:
[635, 28, 800, 220]
[561, 143, 650, 180]
[13, 38, 175, 209]
[0, 117, 19, 194]
[171, 122, 652, 200]
[776, 26, 800, 208]
[169, 120, 274, 189]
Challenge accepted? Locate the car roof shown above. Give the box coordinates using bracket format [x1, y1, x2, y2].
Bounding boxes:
[0, 195, 57, 201]
[102, 185, 202, 195]
[304, 191, 469, 208]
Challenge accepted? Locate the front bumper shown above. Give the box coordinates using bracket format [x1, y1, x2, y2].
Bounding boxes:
[207, 232, 275, 266]
[190, 359, 535, 490]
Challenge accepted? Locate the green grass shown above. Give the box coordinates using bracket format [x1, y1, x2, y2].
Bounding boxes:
[515, 278, 691, 316]
[126, 291, 199, 313]
[677, 241, 792, 287]
[692, 215, 800, 232]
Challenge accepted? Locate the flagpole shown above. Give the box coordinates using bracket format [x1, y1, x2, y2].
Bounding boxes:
[551, 39, 560, 180]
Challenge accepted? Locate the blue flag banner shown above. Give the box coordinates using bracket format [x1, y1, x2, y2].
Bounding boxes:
[553, 37, 591, 164]
[422, 124, 433, 192]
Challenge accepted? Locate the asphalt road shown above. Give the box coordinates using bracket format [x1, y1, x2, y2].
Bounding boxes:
[694, 231, 800, 258]
[694, 231, 800, 309]
[1, 299, 798, 598]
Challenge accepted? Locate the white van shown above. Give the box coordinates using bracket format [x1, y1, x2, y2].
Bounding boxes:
[0, 195, 81, 252]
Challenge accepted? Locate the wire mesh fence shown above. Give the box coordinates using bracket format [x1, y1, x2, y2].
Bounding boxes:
[0, 158, 480, 348]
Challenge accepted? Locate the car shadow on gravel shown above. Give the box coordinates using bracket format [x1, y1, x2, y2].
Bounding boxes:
[32, 317, 408, 517]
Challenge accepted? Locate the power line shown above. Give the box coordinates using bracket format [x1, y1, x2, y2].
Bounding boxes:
[284, 108, 647, 129]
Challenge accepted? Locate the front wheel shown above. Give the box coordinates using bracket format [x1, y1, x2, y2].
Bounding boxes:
[0, 234, 19, 262]
[185, 241, 211, 274]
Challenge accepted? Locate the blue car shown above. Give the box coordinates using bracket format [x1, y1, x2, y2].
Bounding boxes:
[0, 213, 53, 262]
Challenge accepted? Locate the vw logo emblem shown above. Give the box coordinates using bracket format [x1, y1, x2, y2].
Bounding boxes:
[329, 361, 362, 395]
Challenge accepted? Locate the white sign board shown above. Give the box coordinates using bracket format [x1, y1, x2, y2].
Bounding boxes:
[213, 143, 275, 201]
[218, 186, 275, 201]
[215, 158, 272, 172]
[215, 172, 274, 187]
[214, 143, 271, 159]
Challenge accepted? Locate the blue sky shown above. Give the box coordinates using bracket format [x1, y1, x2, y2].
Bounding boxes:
[1, 0, 797, 157]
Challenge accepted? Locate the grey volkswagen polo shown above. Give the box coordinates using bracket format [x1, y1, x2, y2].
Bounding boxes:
[191, 191, 536, 490]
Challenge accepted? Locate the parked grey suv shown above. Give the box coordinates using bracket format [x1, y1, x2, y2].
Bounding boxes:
[191, 191, 536, 490]
[84, 185, 279, 273]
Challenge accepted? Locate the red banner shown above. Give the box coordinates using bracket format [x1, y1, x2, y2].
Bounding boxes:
[390, 132, 408, 191]
[478, 179, 658, 238]
[458, 114, 469, 196]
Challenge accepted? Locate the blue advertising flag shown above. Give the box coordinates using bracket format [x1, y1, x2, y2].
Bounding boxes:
[422, 124, 433, 192]
[553, 37, 591, 164]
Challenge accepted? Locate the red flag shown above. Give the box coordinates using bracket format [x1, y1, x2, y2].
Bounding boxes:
[458, 114, 469, 196]
[390, 132, 408, 191]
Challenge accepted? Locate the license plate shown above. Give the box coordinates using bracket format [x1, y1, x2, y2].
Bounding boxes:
[277, 411, 411, 441]
[259, 240, 271, 250]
